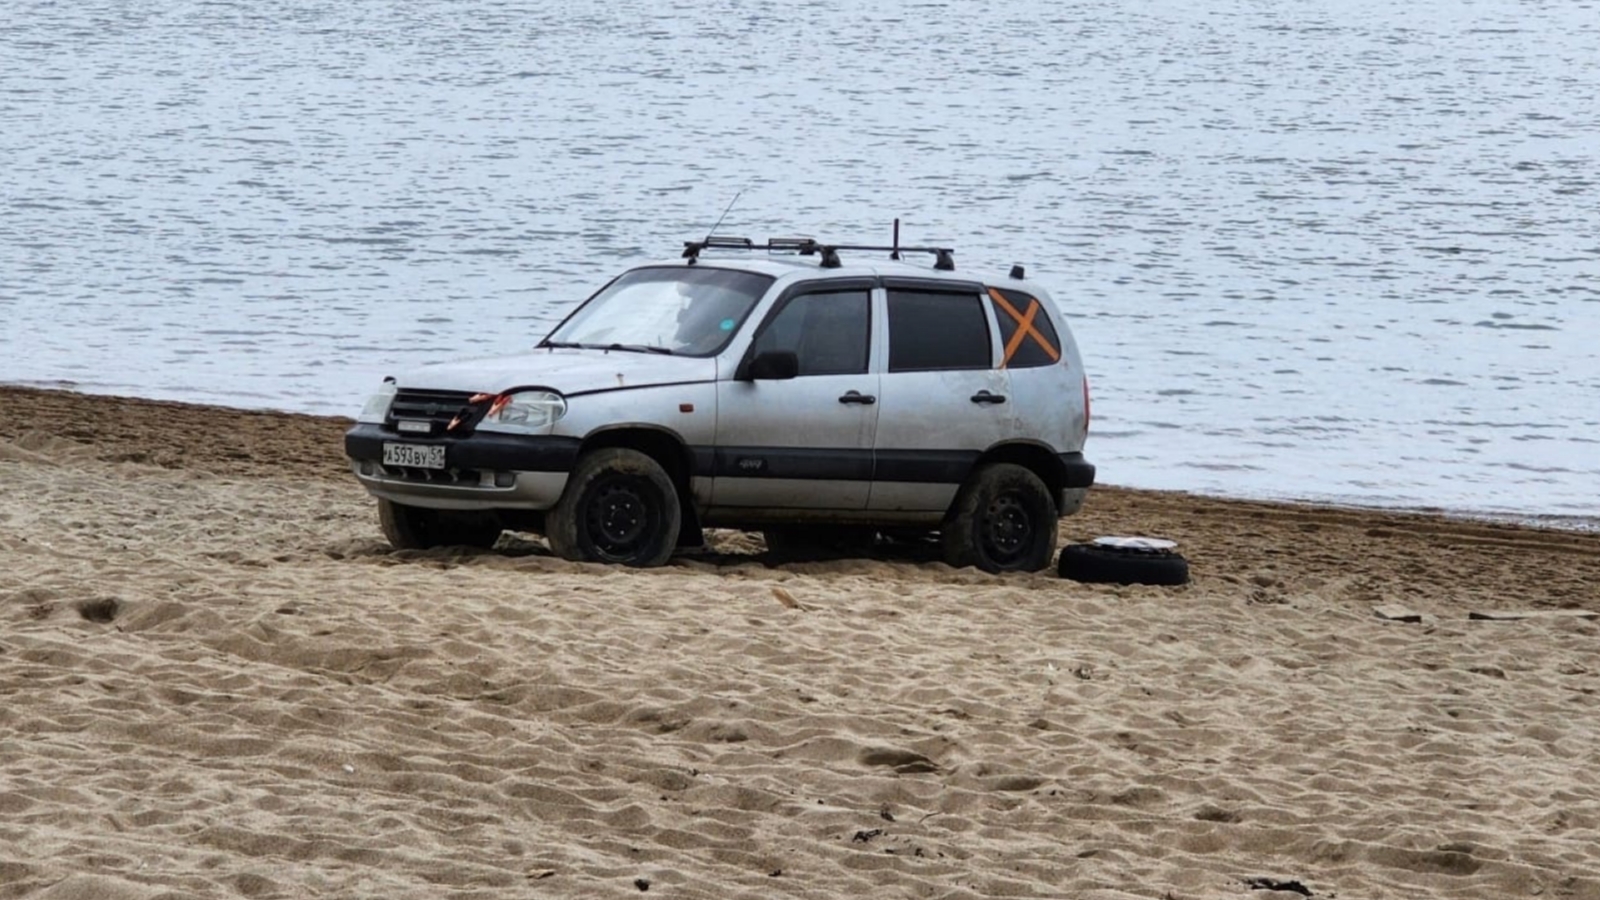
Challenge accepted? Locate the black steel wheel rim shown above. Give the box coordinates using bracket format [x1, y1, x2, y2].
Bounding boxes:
[981, 492, 1033, 565]
[584, 476, 658, 560]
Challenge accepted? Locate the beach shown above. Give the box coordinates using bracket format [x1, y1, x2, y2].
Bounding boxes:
[3, 384, 1598, 899]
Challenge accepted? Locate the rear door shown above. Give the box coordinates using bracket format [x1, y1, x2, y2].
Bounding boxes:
[986, 285, 1080, 452]
[867, 279, 1016, 512]
[712, 279, 879, 509]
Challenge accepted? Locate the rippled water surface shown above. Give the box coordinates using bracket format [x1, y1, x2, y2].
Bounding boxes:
[3, 0, 1597, 519]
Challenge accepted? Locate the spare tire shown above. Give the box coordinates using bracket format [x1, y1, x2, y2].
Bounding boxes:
[1058, 541, 1189, 586]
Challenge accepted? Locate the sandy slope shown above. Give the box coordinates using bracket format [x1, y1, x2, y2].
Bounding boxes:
[2, 386, 1598, 900]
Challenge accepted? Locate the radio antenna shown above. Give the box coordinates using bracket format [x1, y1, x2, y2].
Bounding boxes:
[704, 190, 742, 242]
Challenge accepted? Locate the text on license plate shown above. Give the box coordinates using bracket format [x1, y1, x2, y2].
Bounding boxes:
[382, 442, 446, 469]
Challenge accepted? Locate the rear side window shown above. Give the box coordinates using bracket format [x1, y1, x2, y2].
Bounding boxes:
[987, 288, 1062, 369]
[886, 289, 991, 372]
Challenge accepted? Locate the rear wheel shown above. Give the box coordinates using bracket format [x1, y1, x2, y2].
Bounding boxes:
[378, 499, 502, 550]
[940, 464, 1058, 573]
[546, 448, 681, 567]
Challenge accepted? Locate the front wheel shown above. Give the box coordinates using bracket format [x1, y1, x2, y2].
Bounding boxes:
[940, 463, 1058, 573]
[378, 499, 502, 550]
[546, 448, 681, 567]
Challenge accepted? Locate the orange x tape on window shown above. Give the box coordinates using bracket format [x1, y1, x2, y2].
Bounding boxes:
[988, 288, 1060, 368]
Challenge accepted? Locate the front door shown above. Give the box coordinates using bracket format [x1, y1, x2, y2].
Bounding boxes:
[712, 282, 879, 509]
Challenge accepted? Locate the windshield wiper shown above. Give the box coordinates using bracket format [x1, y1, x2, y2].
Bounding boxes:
[539, 340, 676, 355]
[604, 343, 677, 355]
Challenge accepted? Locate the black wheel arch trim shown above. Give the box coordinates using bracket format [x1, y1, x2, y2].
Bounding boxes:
[577, 424, 700, 483]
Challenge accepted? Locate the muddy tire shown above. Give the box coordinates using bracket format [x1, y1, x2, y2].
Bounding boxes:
[940, 463, 1058, 573]
[1058, 543, 1190, 586]
[546, 448, 681, 567]
[378, 499, 502, 550]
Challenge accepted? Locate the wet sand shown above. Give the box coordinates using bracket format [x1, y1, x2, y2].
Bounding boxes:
[3, 385, 1597, 899]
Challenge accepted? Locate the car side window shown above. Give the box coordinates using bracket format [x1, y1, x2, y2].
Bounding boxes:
[987, 287, 1062, 369]
[886, 289, 992, 372]
[750, 289, 871, 376]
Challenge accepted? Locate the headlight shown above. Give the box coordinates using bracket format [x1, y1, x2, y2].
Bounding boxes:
[477, 390, 567, 433]
[357, 383, 397, 423]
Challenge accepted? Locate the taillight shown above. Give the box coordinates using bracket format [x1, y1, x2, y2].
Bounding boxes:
[1082, 375, 1092, 434]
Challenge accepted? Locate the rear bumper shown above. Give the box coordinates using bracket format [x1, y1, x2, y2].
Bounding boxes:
[344, 423, 578, 510]
[1058, 452, 1094, 516]
[1059, 452, 1095, 489]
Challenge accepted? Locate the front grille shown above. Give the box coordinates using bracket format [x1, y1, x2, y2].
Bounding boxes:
[387, 389, 487, 436]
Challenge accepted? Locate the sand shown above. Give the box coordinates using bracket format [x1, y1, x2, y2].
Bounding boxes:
[2, 385, 1598, 900]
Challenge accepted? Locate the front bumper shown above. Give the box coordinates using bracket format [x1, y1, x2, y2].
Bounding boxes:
[344, 423, 580, 511]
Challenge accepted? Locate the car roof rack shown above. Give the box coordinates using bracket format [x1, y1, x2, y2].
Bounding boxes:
[682, 235, 956, 271]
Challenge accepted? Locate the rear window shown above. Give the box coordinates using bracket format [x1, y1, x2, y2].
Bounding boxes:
[987, 287, 1062, 369]
[886, 289, 992, 372]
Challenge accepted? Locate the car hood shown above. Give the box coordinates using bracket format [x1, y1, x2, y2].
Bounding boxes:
[393, 348, 719, 396]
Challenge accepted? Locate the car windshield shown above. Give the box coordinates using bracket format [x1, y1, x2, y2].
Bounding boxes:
[545, 266, 774, 357]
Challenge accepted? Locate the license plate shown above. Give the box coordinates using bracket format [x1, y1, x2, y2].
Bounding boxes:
[382, 442, 446, 469]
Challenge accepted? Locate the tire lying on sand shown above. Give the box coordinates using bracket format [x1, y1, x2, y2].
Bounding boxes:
[1058, 537, 1189, 586]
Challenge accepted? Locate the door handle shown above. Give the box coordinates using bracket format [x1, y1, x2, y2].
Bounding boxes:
[838, 391, 877, 405]
[970, 391, 1007, 405]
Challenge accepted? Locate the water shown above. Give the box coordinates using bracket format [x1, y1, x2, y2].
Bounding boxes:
[3, 0, 1597, 521]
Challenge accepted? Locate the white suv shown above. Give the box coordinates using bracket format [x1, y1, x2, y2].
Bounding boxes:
[344, 237, 1094, 572]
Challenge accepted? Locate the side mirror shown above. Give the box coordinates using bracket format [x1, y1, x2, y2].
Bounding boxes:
[743, 350, 800, 381]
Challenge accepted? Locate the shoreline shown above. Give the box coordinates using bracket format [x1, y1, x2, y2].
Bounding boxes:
[3, 383, 1592, 535]
[5, 381, 1598, 616]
